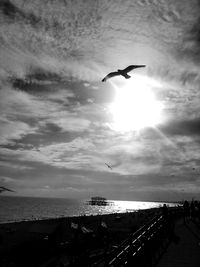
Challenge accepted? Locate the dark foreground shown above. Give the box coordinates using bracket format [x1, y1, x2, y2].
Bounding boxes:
[0, 206, 187, 267]
[0, 208, 162, 266]
[156, 218, 200, 267]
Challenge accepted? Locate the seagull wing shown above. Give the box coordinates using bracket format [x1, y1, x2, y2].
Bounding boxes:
[105, 163, 112, 169]
[102, 71, 120, 82]
[123, 65, 146, 73]
[0, 186, 15, 192]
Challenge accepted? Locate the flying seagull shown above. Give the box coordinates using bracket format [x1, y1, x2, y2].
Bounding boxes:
[102, 65, 146, 82]
[0, 186, 15, 194]
[105, 163, 112, 170]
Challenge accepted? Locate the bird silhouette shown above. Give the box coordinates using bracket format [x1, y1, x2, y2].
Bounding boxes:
[102, 65, 146, 82]
[105, 163, 112, 170]
[0, 186, 15, 193]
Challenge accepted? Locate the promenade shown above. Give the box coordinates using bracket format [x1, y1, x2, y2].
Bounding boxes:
[2, 208, 200, 266]
[156, 218, 200, 267]
[97, 208, 200, 267]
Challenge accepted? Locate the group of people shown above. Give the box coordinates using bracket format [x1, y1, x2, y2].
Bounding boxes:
[183, 200, 200, 223]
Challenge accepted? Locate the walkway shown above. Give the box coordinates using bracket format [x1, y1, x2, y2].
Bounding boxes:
[156, 219, 200, 267]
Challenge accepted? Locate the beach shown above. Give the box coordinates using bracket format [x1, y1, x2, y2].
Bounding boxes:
[0, 207, 164, 266]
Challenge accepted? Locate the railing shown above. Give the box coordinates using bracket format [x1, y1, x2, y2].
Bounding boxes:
[94, 208, 182, 267]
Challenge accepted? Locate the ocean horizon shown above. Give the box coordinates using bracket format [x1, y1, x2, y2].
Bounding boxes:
[0, 196, 178, 224]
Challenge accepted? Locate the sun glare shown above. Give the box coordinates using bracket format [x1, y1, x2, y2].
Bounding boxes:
[109, 76, 163, 132]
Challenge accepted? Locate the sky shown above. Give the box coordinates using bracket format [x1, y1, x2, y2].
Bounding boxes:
[0, 0, 200, 201]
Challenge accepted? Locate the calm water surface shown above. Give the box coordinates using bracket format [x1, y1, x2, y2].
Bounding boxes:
[0, 196, 177, 223]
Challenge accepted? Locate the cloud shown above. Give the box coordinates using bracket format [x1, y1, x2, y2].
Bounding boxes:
[0, 160, 33, 170]
[0, 0, 199, 85]
[40, 115, 91, 133]
[0, 82, 93, 145]
[0, 117, 37, 145]
[0, 137, 96, 169]
[160, 118, 200, 136]
[0, 176, 15, 183]
[0, 0, 105, 81]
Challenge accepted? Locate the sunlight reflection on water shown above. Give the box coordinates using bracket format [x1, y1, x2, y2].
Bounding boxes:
[0, 196, 177, 223]
[84, 200, 177, 216]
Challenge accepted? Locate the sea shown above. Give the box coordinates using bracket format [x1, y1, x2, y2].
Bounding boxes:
[0, 196, 178, 224]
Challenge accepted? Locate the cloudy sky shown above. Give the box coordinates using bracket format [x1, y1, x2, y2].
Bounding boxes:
[0, 0, 200, 201]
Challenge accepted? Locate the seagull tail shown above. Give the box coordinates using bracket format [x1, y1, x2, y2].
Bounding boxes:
[124, 74, 131, 79]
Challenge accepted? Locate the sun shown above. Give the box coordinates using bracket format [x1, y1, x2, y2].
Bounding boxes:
[108, 75, 163, 132]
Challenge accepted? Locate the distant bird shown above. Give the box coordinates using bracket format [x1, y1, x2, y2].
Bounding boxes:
[105, 163, 112, 170]
[0, 186, 15, 194]
[102, 65, 146, 82]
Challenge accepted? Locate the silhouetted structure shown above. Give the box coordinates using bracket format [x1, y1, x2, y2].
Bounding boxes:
[183, 200, 190, 224]
[162, 203, 169, 218]
[87, 196, 110, 206]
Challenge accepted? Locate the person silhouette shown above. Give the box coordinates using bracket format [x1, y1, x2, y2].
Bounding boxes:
[183, 200, 190, 224]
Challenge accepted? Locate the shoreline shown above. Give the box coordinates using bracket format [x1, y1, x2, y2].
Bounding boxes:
[0, 207, 161, 227]
[0, 209, 154, 225]
[0, 197, 180, 225]
[0, 206, 180, 266]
